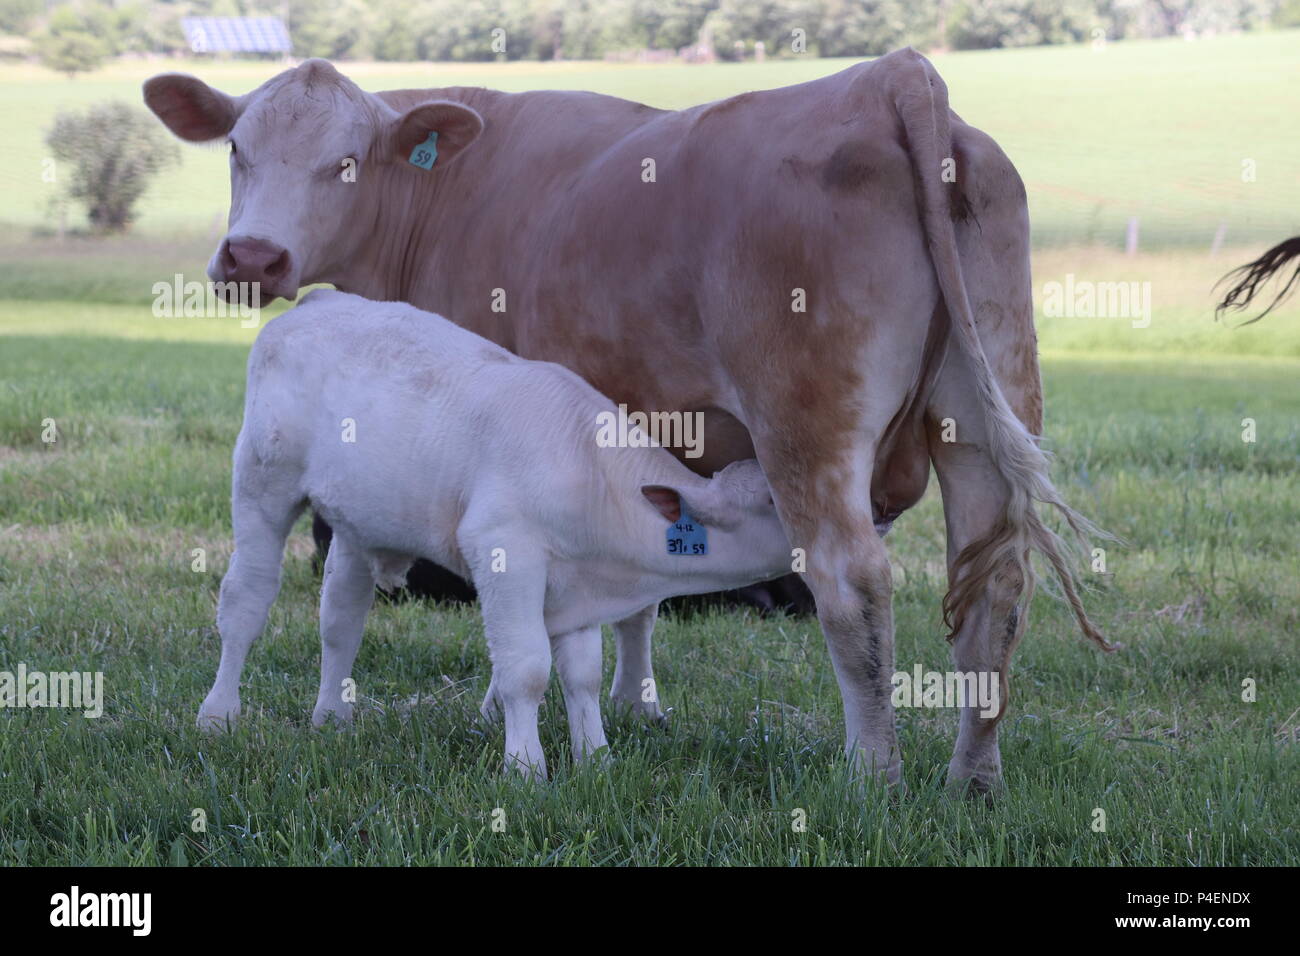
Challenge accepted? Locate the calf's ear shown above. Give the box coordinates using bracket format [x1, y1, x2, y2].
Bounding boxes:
[640, 486, 682, 524]
[143, 74, 241, 142]
[386, 100, 484, 167]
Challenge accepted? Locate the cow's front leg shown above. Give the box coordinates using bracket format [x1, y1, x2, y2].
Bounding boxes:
[553, 625, 609, 762]
[759, 458, 902, 786]
[609, 604, 666, 724]
[805, 529, 901, 786]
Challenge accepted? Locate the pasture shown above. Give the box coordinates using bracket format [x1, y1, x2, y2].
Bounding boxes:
[0, 31, 1298, 865]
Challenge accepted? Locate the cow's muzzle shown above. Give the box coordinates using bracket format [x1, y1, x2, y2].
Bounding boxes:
[211, 236, 298, 304]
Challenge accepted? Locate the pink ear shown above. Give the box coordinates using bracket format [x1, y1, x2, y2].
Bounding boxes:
[641, 486, 681, 523]
[389, 100, 484, 166]
[143, 74, 238, 142]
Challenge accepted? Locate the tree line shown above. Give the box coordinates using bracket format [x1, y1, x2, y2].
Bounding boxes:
[7, 0, 1298, 73]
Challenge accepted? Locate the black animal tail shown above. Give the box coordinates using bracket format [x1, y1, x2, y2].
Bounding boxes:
[1216, 236, 1300, 323]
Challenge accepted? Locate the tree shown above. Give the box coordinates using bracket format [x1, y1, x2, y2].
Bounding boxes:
[0, 0, 42, 33]
[703, 0, 825, 59]
[35, 29, 107, 76]
[819, 0, 941, 56]
[44, 101, 180, 233]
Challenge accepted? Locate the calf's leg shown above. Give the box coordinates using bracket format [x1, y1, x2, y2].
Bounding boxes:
[553, 625, 609, 761]
[199, 493, 303, 730]
[312, 533, 376, 727]
[608, 604, 665, 724]
[476, 562, 552, 780]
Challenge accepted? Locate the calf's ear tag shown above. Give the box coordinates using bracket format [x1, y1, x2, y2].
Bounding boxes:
[408, 131, 438, 170]
[667, 507, 708, 556]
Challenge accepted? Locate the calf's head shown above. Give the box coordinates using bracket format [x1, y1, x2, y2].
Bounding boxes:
[143, 59, 483, 304]
[642, 460, 791, 580]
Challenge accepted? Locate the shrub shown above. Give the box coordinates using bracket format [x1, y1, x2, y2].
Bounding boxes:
[44, 101, 180, 233]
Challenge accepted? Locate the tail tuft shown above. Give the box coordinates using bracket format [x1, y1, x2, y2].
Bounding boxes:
[1215, 236, 1300, 324]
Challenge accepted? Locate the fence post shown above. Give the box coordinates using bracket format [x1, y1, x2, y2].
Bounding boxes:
[1125, 216, 1139, 256]
[1210, 221, 1227, 257]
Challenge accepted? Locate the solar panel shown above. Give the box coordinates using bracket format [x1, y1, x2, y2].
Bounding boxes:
[180, 17, 292, 55]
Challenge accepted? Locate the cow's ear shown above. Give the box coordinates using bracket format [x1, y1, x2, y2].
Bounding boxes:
[641, 486, 682, 523]
[144, 74, 240, 142]
[387, 100, 484, 168]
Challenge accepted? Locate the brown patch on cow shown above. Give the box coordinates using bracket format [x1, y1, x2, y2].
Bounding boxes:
[821, 141, 875, 192]
[950, 189, 976, 226]
[947, 139, 979, 228]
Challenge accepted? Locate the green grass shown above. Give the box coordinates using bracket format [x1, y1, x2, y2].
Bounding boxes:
[1, 30, 1298, 246]
[1, 242, 1297, 865]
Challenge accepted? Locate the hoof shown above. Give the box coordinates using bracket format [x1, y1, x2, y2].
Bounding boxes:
[945, 769, 1003, 805]
[850, 758, 904, 799]
[610, 696, 667, 726]
[311, 706, 354, 729]
[196, 710, 238, 733]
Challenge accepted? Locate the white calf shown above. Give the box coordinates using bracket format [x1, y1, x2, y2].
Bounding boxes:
[200, 289, 793, 777]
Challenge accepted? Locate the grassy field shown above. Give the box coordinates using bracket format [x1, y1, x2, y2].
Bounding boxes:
[1, 29, 1298, 247]
[0, 33, 1298, 865]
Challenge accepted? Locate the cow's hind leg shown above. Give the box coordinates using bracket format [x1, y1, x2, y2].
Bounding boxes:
[928, 429, 1026, 796]
[200, 491, 304, 730]
[312, 532, 376, 727]
[933, 122, 1112, 794]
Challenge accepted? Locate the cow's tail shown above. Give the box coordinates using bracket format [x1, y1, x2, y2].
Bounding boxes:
[1215, 235, 1300, 323]
[888, 49, 1115, 654]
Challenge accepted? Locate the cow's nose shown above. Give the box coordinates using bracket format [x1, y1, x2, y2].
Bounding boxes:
[221, 237, 292, 283]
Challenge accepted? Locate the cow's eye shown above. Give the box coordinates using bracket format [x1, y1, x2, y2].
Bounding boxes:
[229, 140, 237, 155]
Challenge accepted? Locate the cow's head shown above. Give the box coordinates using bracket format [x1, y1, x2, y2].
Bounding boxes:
[144, 59, 483, 304]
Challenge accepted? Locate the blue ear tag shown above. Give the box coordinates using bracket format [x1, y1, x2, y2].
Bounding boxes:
[408, 131, 438, 169]
[667, 507, 708, 556]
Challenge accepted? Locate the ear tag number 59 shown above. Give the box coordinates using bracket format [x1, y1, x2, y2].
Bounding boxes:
[667, 508, 707, 556]
[409, 131, 438, 170]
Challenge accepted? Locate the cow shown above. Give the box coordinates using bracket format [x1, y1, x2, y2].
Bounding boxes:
[203, 289, 794, 776]
[145, 49, 1112, 794]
